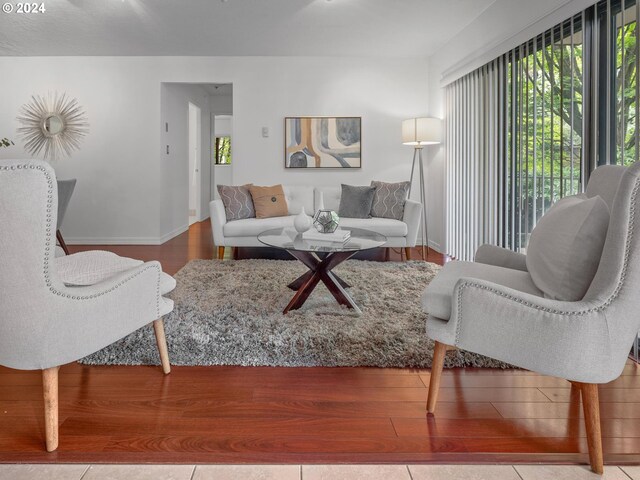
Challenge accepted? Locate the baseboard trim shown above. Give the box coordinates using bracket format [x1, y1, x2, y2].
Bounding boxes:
[427, 240, 442, 252]
[65, 225, 189, 246]
[159, 224, 190, 244]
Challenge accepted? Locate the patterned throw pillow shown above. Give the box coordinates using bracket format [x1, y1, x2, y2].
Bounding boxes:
[217, 184, 256, 221]
[370, 180, 411, 220]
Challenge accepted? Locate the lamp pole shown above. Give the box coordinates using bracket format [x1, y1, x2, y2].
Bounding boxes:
[408, 145, 428, 260]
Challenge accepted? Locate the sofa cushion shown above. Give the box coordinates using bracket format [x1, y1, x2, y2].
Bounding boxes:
[315, 186, 341, 211]
[339, 217, 408, 237]
[283, 186, 314, 215]
[526, 194, 610, 301]
[370, 180, 410, 220]
[422, 261, 542, 320]
[217, 184, 255, 221]
[338, 184, 376, 219]
[224, 216, 295, 237]
[249, 184, 289, 219]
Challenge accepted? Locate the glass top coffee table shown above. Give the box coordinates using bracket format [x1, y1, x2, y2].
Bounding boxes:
[258, 227, 387, 314]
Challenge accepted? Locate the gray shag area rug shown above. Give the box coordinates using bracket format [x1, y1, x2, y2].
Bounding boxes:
[80, 259, 510, 368]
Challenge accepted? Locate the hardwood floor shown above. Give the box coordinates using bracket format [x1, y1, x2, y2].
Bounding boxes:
[1, 220, 638, 465]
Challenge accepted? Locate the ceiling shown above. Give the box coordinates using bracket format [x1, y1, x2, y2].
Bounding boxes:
[0, 0, 498, 57]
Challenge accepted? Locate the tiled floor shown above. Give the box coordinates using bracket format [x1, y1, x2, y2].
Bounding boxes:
[0, 464, 639, 479]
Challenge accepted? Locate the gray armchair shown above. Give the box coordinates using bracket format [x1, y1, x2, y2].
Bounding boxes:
[422, 162, 640, 474]
[0, 159, 175, 452]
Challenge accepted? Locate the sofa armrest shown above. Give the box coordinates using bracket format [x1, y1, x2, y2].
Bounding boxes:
[474, 244, 528, 272]
[209, 200, 227, 247]
[403, 199, 422, 247]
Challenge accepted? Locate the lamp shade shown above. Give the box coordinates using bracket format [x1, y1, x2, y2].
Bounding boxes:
[402, 117, 442, 145]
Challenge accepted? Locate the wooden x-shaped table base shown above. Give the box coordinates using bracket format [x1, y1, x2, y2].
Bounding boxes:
[283, 250, 361, 315]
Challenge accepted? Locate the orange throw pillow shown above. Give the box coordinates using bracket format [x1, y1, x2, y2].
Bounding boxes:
[249, 184, 289, 218]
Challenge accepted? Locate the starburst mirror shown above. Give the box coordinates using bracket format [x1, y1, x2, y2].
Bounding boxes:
[17, 93, 89, 161]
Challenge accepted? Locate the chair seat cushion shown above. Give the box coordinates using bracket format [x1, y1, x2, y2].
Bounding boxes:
[422, 261, 543, 320]
[224, 216, 295, 237]
[339, 217, 408, 237]
[56, 251, 143, 285]
[55, 250, 176, 295]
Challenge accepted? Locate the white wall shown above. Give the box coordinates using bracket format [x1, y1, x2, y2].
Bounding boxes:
[160, 83, 212, 239]
[0, 56, 429, 245]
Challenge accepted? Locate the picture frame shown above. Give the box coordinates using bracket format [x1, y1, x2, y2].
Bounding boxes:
[285, 116, 361, 169]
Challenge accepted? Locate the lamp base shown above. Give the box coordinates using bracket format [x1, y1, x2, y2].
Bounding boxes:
[408, 147, 429, 261]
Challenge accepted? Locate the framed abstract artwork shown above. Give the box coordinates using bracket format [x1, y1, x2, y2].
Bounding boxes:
[285, 116, 361, 168]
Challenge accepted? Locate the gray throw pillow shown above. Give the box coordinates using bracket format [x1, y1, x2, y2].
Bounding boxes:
[338, 184, 376, 219]
[526, 194, 610, 301]
[370, 180, 410, 220]
[217, 184, 256, 221]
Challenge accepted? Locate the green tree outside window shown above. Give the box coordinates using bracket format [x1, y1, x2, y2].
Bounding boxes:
[215, 136, 232, 165]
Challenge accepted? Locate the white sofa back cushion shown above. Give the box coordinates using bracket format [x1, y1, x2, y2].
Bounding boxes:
[283, 186, 314, 215]
[315, 187, 341, 212]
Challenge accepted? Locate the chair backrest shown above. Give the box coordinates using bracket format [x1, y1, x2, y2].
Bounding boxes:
[584, 161, 640, 368]
[585, 165, 626, 209]
[0, 160, 58, 303]
[56, 178, 77, 229]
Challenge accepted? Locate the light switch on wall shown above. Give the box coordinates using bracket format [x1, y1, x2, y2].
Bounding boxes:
[262, 127, 269, 138]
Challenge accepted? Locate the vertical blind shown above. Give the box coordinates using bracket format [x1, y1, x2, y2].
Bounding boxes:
[445, 59, 507, 262]
[445, 0, 640, 260]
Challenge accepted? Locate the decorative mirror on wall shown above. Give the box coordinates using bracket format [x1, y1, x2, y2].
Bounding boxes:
[17, 93, 89, 161]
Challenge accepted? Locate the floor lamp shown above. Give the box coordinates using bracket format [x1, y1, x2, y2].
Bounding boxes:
[402, 117, 442, 260]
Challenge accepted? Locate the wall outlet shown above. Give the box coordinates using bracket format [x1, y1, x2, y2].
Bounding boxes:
[262, 127, 269, 138]
[166, 145, 170, 155]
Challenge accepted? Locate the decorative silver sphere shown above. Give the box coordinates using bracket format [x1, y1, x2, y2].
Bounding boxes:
[313, 209, 340, 233]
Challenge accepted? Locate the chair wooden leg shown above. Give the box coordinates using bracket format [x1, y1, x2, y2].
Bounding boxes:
[427, 341, 447, 414]
[56, 230, 70, 255]
[42, 366, 59, 452]
[405, 247, 412, 261]
[580, 383, 604, 474]
[153, 319, 171, 374]
[218, 246, 225, 260]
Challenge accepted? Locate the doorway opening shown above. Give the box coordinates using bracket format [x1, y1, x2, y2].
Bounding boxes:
[188, 102, 201, 226]
[160, 82, 233, 241]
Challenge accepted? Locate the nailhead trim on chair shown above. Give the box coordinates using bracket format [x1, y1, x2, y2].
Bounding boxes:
[454, 174, 639, 346]
[0, 163, 162, 318]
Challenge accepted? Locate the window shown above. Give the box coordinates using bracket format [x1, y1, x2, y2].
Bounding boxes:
[444, 0, 640, 260]
[505, 0, 639, 251]
[215, 136, 231, 165]
[596, 0, 638, 167]
[506, 16, 585, 251]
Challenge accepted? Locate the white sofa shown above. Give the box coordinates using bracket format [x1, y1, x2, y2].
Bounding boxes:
[209, 185, 422, 258]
